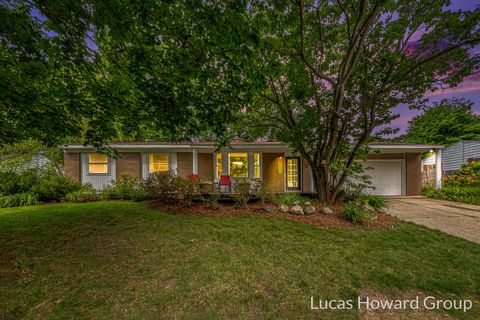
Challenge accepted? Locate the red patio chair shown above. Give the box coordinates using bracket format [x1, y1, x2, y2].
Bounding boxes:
[219, 175, 231, 193]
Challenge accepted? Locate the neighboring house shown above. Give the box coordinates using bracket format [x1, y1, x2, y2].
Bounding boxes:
[63, 141, 444, 196]
[422, 140, 480, 181]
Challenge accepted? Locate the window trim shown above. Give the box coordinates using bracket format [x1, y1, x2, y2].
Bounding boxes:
[285, 157, 301, 191]
[148, 152, 170, 174]
[215, 153, 223, 179]
[253, 152, 261, 179]
[87, 153, 110, 176]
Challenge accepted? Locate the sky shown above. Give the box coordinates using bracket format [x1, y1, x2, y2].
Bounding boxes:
[390, 0, 480, 134]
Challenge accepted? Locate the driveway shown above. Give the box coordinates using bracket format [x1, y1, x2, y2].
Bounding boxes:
[387, 197, 480, 244]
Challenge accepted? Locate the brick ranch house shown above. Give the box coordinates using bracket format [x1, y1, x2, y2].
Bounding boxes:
[63, 141, 444, 196]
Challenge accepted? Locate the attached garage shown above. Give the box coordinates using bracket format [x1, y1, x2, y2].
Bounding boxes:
[363, 160, 404, 196]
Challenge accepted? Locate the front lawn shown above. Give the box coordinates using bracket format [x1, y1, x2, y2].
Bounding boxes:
[0, 202, 479, 319]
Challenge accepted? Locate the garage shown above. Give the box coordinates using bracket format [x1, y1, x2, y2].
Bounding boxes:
[363, 160, 403, 196]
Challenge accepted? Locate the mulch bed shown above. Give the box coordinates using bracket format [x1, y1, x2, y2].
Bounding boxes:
[146, 199, 396, 230]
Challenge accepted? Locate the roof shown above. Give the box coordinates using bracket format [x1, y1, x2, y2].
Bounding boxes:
[63, 141, 443, 153]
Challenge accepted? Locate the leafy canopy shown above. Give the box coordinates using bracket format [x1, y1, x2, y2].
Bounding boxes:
[0, 1, 260, 149]
[403, 98, 480, 146]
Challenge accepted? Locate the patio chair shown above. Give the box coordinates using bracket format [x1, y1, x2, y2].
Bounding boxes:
[219, 175, 231, 193]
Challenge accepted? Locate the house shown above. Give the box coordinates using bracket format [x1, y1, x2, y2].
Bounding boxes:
[63, 141, 444, 196]
[422, 140, 480, 181]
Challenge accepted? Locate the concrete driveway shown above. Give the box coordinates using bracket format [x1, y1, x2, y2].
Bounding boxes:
[387, 197, 480, 244]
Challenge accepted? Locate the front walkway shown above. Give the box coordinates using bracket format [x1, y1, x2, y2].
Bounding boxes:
[387, 197, 480, 244]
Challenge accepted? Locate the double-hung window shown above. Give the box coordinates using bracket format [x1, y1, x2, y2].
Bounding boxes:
[88, 153, 109, 174]
[149, 153, 169, 173]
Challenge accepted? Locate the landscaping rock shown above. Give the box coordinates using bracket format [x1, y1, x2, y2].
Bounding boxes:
[293, 200, 300, 206]
[263, 207, 275, 213]
[304, 205, 316, 215]
[321, 207, 333, 215]
[289, 205, 304, 215]
[279, 204, 289, 213]
[376, 207, 387, 214]
[304, 201, 311, 206]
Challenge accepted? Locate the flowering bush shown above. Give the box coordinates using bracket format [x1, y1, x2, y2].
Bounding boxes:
[442, 161, 480, 187]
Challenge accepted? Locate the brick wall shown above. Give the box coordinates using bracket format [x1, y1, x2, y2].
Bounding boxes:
[198, 153, 213, 180]
[406, 153, 422, 196]
[64, 153, 80, 182]
[116, 153, 141, 180]
[177, 152, 193, 177]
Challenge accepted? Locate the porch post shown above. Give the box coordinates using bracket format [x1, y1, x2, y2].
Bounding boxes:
[247, 152, 254, 179]
[192, 149, 198, 175]
[435, 148, 442, 188]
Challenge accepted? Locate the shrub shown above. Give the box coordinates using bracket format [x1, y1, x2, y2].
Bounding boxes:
[0, 170, 38, 195]
[142, 171, 180, 201]
[31, 171, 82, 201]
[343, 203, 371, 223]
[423, 185, 480, 205]
[202, 192, 220, 210]
[233, 178, 251, 208]
[103, 175, 148, 201]
[274, 193, 308, 207]
[443, 162, 480, 187]
[176, 176, 200, 206]
[65, 184, 102, 202]
[0, 192, 39, 208]
[359, 195, 389, 210]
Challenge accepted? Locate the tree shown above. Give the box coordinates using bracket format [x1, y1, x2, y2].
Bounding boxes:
[402, 98, 480, 146]
[241, 0, 480, 202]
[0, 1, 260, 149]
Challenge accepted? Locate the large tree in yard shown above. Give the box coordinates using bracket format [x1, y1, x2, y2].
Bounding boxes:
[242, 0, 480, 202]
[402, 98, 480, 146]
[0, 1, 260, 149]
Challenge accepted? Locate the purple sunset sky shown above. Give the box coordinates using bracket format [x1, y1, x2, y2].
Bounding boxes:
[391, 0, 480, 134]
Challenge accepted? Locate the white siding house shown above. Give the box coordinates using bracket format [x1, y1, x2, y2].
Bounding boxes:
[422, 140, 480, 174]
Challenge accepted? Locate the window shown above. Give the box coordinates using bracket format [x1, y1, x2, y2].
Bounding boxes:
[149, 153, 169, 173]
[216, 153, 222, 178]
[254, 153, 261, 178]
[88, 153, 109, 174]
[228, 153, 248, 178]
[286, 157, 300, 190]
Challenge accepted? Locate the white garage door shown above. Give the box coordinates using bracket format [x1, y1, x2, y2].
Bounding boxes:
[364, 161, 403, 196]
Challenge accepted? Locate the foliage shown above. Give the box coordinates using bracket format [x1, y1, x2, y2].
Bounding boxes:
[232, 179, 251, 208]
[142, 171, 179, 201]
[343, 204, 371, 224]
[0, 1, 259, 148]
[31, 171, 82, 201]
[0, 192, 38, 208]
[0, 170, 37, 195]
[442, 161, 480, 187]
[273, 193, 308, 207]
[422, 185, 480, 206]
[202, 192, 220, 210]
[102, 175, 148, 201]
[0, 140, 63, 172]
[401, 98, 480, 145]
[250, 179, 276, 205]
[359, 195, 389, 210]
[176, 176, 200, 207]
[64, 184, 102, 203]
[240, 1, 480, 202]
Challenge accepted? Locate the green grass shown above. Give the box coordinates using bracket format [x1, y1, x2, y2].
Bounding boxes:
[0, 202, 479, 319]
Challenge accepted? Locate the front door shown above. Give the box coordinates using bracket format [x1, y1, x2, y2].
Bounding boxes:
[286, 157, 301, 191]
